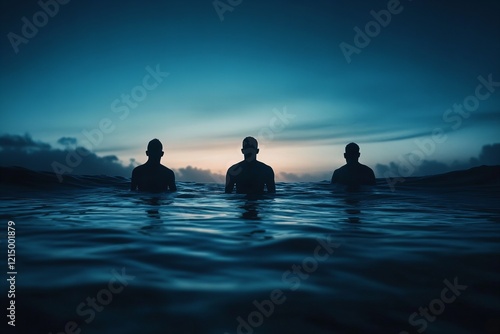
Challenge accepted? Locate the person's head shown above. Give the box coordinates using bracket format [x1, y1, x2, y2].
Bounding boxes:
[146, 139, 164, 162]
[241, 136, 259, 162]
[344, 142, 360, 164]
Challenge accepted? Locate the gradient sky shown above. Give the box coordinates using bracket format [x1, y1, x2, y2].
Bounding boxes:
[1, 0, 499, 181]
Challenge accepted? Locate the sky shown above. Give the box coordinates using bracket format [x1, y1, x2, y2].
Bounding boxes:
[1, 0, 499, 182]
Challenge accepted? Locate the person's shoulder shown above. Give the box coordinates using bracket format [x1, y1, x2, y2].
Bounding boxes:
[257, 161, 274, 173]
[227, 161, 244, 172]
[334, 164, 348, 173]
[132, 164, 146, 173]
[160, 164, 175, 175]
[359, 163, 374, 173]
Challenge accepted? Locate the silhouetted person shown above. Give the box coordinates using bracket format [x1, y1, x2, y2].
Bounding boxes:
[331, 143, 376, 186]
[225, 137, 276, 194]
[131, 139, 177, 192]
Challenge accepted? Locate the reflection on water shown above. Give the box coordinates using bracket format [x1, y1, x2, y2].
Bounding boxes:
[137, 196, 173, 231]
[345, 208, 361, 224]
[144, 197, 161, 220]
[1, 180, 500, 334]
[240, 200, 260, 220]
[344, 198, 361, 224]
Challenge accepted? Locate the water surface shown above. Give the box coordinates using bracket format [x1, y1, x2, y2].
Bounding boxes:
[1, 168, 499, 334]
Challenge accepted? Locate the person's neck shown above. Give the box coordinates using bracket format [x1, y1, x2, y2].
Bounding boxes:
[146, 159, 161, 165]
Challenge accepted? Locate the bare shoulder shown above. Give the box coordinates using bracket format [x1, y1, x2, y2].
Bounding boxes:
[160, 165, 175, 176]
[334, 164, 348, 173]
[132, 164, 146, 174]
[360, 164, 374, 173]
[227, 161, 243, 173]
[258, 161, 274, 174]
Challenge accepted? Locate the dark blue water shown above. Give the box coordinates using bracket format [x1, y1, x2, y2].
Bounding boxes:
[1, 167, 499, 334]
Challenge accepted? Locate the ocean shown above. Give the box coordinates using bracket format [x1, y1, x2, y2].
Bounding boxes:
[1, 166, 499, 334]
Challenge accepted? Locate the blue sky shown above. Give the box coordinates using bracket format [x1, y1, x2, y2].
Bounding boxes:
[1, 0, 499, 181]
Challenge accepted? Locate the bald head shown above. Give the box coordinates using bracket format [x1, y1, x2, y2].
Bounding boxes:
[242, 136, 258, 149]
[241, 136, 259, 162]
[146, 138, 164, 161]
[344, 142, 360, 164]
[148, 139, 162, 152]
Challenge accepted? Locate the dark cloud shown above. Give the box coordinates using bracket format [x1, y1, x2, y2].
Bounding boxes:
[0, 133, 51, 150]
[0, 134, 134, 181]
[57, 137, 78, 147]
[175, 168, 331, 183]
[251, 110, 500, 148]
[175, 168, 332, 183]
[279, 172, 331, 182]
[2, 134, 498, 184]
[272, 122, 434, 146]
[176, 166, 224, 183]
[376, 143, 500, 179]
[477, 143, 500, 165]
[0, 134, 227, 183]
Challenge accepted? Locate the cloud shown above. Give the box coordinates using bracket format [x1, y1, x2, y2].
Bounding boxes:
[266, 119, 435, 146]
[477, 143, 500, 165]
[57, 137, 78, 147]
[175, 166, 224, 183]
[0, 134, 225, 183]
[279, 171, 331, 182]
[0, 133, 51, 150]
[174, 167, 332, 184]
[2, 134, 498, 184]
[375, 143, 500, 178]
[246, 109, 500, 149]
[0, 134, 134, 179]
[176, 168, 332, 184]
